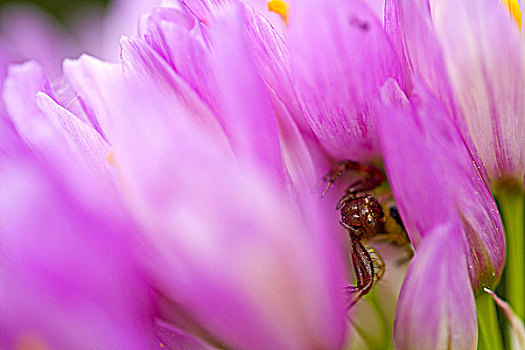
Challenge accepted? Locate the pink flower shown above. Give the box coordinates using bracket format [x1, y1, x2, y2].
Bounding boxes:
[387, 0, 525, 185]
[0, 1, 349, 348]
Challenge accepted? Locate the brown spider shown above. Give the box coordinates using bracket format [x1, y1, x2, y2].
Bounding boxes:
[319, 160, 412, 308]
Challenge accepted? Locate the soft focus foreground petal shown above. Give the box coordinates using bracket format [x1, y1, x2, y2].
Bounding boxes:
[125, 2, 313, 184]
[2, 61, 53, 136]
[141, 1, 314, 139]
[0, 4, 81, 80]
[64, 55, 347, 349]
[287, 0, 404, 161]
[393, 225, 477, 350]
[432, 0, 525, 182]
[35, 92, 115, 183]
[379, 80, 505, 290]
[210, 3, 286, 182]
[137, 0, 328, 184]
[0, 155, 155, 349]
[2, 61, 117, 195]
[138, 6, 219, 112]
[484, 288, 525, 349]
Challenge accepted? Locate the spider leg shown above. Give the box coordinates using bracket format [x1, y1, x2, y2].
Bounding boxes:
[317, 160, 381, 197]
[346, 232, 375, 309]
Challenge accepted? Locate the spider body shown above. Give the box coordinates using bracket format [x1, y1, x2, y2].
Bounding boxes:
[319, 160, 411, 308]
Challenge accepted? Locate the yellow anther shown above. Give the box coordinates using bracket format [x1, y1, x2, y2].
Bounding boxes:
[500, 0, 522, 30]
[268, 0, 288, 25]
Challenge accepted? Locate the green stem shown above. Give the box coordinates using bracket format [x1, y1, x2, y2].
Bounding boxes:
[498, 190, 525, 320]
[477, 292, 504, 350]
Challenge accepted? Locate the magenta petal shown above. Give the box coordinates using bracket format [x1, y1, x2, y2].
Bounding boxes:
[394, 224, 477, 349]
[409, 82, 505, 288]
[64, 53, 347, 350]
[288, 0, 404, 161]
[377, 81, 454, 247]
[210, 4, 286, 181]
[2, 60, 53, 137]
[139, 7, 220, 113]
[35, 92, 116, 185]
[432, 0, 525, 182]
[384, 0, 454, 104]
[0, 157, 155, 349]
[379, 79, 505, 288]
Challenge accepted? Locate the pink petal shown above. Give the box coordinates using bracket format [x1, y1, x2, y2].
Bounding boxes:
[210, 3, 286, 181]
[2, 61, 117, 196]
[35, 92, 116, 186]
[436, 0, 525, 181]
[0, 155, 155, 349]
[287, 0, 405, 161]
[394, 224, 477, 349]
[379, 79, 505, 289]
[377, 81, 453, 247]
[63, 52, 347, 350]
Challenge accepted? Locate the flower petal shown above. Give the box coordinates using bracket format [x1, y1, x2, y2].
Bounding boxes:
[440, 0, 525, 182]
[397, 0, 525, 182]
[138, 6, 219, 113]
[0, 154, 155, 349]
[62, 54, 347, 350]
[288, 0, 405, 161]
[393, 224, 477, 350]
[35, 92, 115, 183]
[210, 3, 287, 181]
[377, 81, 453, 247]
[379, 79, 505, 289]
[156, 320, 214, 350]
[2, 61, 117, 195]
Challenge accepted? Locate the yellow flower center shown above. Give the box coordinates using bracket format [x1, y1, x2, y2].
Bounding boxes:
[501, 0, 522, 29]
[267, 0, 288, 25]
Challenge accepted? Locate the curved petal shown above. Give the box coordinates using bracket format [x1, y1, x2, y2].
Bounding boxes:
[384, 0, 457, 114]
[62, 54, 347, 350]
[138, 6, 220, 113]
[408, 82, 505, 289]
[393, 224, 477, 350]
[2, 61, 117, 196]
[377, 81, 453, 247]
[394, 0, 525, 182]
[210, 3, 287, 182]
[379, 79, 505, 290]
[288, 0, 405, 161]
[435, 0, 525, 182]
[0, 155, 155, 350]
